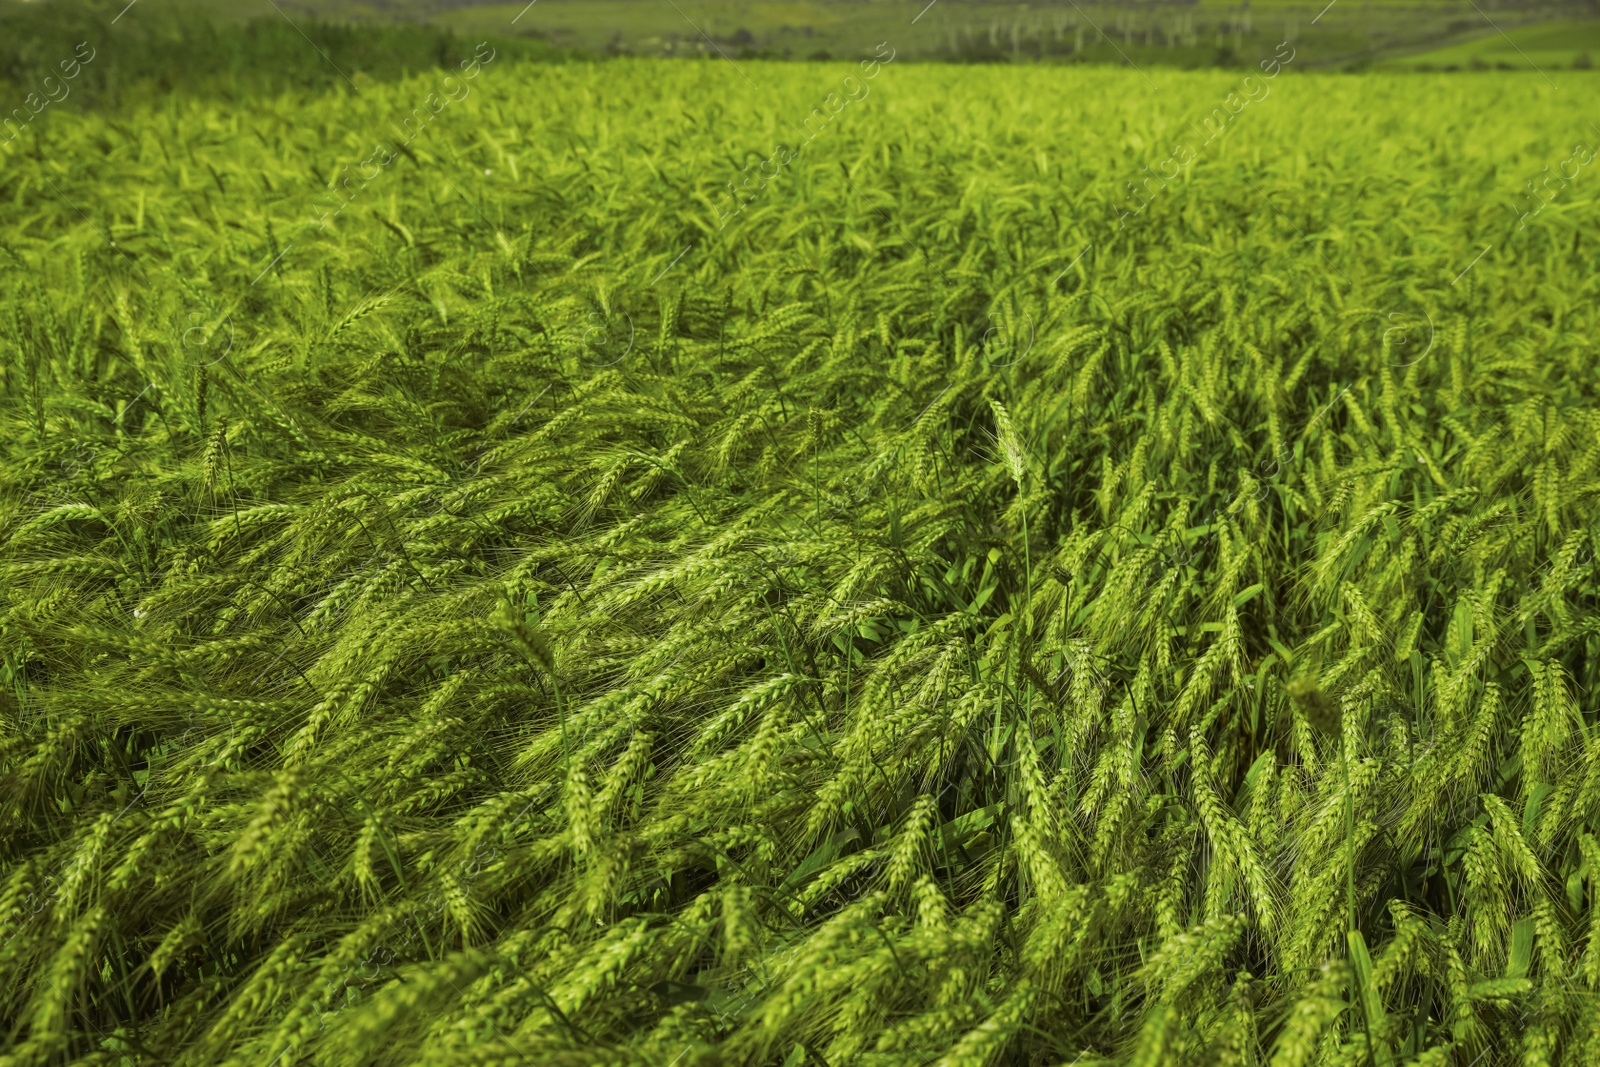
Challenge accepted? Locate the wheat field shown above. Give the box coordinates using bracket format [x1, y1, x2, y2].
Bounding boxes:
[2, 53, 1600, 1066]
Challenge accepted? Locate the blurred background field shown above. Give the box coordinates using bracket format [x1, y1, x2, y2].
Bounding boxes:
[3, 0, 1599, 90]
[1380, 14, 1600, 67]
[423, 0, 1600, 70]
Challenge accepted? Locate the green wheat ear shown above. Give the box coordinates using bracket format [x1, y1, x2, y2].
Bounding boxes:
[496, 599, 555, 678]
[988, 397, 1028, 489]
[1287, 670, 1340, 734]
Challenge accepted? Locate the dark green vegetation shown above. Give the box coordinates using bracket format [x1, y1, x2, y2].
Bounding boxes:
[0, 0, 573, 105]
[3, 35, 1600, 1067]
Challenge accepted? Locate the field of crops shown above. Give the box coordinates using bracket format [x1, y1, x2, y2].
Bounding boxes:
[3, 42, 1600, 1067]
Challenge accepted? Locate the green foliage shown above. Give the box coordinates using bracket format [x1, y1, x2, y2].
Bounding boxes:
[2, 53, 1600, 1067]
[0, 0, 576, 107]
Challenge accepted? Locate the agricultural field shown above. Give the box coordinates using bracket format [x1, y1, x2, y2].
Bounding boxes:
[1383, 16, 1600, 68]
[430, 0, 1600, 69]
[3, 7, 1600, 1067]
[54, 0, 1600, 70]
